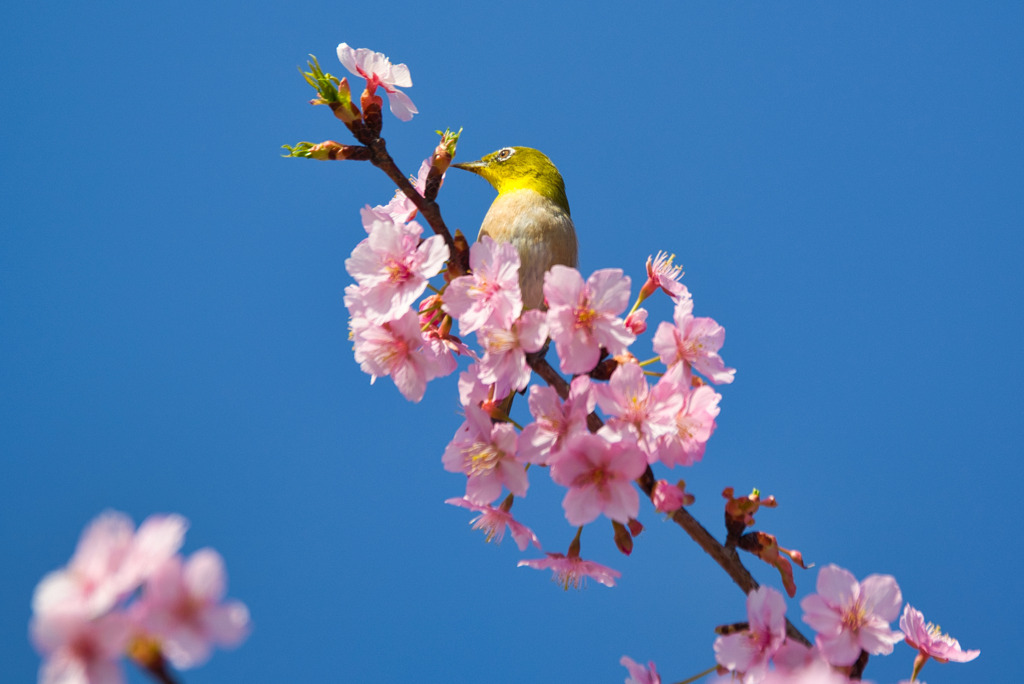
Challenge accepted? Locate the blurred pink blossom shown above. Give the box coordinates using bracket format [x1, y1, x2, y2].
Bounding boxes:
[30, 610, 131, 684]
[620, 655, 661, 684]
[32, 511, 187, 620]
[133, 549, 250, 669]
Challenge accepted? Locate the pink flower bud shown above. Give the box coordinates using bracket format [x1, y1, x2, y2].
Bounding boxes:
[625, 308, 648, 335]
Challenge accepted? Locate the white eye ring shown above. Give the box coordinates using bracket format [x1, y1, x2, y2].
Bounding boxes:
[496, 147, 515, 161]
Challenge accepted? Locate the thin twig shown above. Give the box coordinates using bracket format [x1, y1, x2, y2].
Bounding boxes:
[364, 138, 468, 276]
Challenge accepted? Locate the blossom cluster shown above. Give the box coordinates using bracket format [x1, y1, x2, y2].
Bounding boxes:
[332, 52, 733, 581]
[30, 511, 249, 684]
[328, 56, 732, 571]
[621, 563, 978, 684]
[344, 160, 734, 584]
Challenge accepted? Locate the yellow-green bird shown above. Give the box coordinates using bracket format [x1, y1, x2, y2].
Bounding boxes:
[453, 147, 578, 310]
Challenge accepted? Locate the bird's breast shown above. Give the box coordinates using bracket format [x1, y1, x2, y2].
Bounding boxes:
[478, 189, 578, 310]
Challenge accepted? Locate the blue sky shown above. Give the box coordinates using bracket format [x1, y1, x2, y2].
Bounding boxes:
[2, 2, 1021, 683]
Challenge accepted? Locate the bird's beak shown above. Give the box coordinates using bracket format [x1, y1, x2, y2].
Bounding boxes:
[452, 160, 486, 174]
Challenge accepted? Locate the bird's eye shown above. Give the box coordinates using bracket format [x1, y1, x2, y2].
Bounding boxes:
[496, 147, 515, 161]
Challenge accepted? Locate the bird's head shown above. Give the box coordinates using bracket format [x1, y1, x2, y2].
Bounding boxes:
[453, 146, 570, 215]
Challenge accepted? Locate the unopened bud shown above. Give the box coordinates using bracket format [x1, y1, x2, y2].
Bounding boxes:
[723, 487, 777, 545]
[652, 479, 690, 513]
[308, 141, 371, 161]
[439, 314, 453, 339]
[418, 294, 444, 328]
[431, 144, 453, 176]
[361, 90, 383, 137]
[612, 520, 633, 556]
[329, 78, 362, 126]
[281, 141, 372, 161]
[624, 309, 648, 335]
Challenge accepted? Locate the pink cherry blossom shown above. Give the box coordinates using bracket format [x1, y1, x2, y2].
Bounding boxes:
[757, 660, 853, 684]
[343, 283, 367, 318]
[458, 362, 503, 413]
[652, 292, 735, 385]
[359, 203, 402, 233]
[443, 236, 523, 335]
[476, 309, 548, 396]
[362, 159, 439, 227]
[654, 366, 721, 467]
[651, 479, 693, 512]
[899, 604, 979, 664]
[30, 610, 131, 684]
[620, 655, 661, 684]
[714, 585, 788, 683]
[549, 430, 647, 525]
[445, 497, 541, 551]
[518, 377, 594, 465]
[420, 327, 460, 379]
[639, 251, 687, 301]
[442, 406, 527, 504]
[594, 362, 682, 458]
[133, 549, 250, 669]
[517, 552, 620, 589]
[416, 295, 471, 388]
[800, 564, 904, 666]
[345, 217, 448, 324]
[336, 43, 417, 121]
[351, 308, 450, 402]
[32, 511, 187, 620]
[770, 640, 818, 674]
[544, 266, 635, 374]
